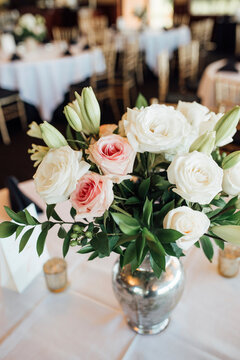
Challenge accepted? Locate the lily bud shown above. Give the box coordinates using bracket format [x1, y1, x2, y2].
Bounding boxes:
[75, 87, 100, 135]
[27, 121, 42, 139]
[214, 106, 240, 147]
[189, 131, 215, 155]
[40, 122, 68, 148]
[64, 105, 82, 132]
[211, 225, 240, 245]
[222, 151, 240, 170]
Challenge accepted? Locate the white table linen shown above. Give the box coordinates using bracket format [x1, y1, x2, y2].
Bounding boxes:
[140, 26, 191, 74]
[0, 46, 105, 122]
[0, 180, 240, 359]
[198, 59, 240, 109]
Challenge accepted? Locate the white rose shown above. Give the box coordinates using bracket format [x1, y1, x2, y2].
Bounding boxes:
[222, 162, 240, 196]
[163, 206, 210, 250]
[167, 151, 223, 205]
[19, 14, 36, 31]
[177, 101, 211, 128]
[34, 146, 90, 204]
[124, 104, 191, 154]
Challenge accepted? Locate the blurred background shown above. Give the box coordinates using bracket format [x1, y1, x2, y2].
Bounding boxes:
[0, 0, 239, 186]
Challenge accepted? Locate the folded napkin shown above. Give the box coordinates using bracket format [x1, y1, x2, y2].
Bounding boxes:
[5, 176, 43, 214]
[10, 53, 21, 61]
[218, 59, 238, 73]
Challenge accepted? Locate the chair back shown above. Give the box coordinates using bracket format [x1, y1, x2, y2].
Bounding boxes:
[157, 51, 169, 103]
[236, 24, 240, 55]
[178, 40, 199, 91]
[191, 19, 214, 48]
[52, 27, 78, 42]
[215, 77, 240, 114]
[173, 13, 189, 27]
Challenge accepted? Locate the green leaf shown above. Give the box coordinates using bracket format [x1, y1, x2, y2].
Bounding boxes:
[58, 226, 67, 239]
[115, 234, 137, 247]
[25, 209, 39, 225]
[200, 236, 214, 262]
[36, 227, 49, 256]
[77, 245, 94, 254]
[151, 175, 170, 190]
[51, 210, 62, 222]
[123, 242, 136, 266]
[150, 255, 162, 278]
[66, 124, 78, 150]
[16, 225, 25, 239]
[91, 232, 110, 256]
[19, 227, 34, 252]
[194, 241, 200, 248]
[4, 206, 27, 224]
[88, 251, 99, 261]
[163, 243, 184, 258]
[142, 197, 153, 227]
[213, 238, 225, 250]
[138, 178, 150, 200]
[111, 213, 140, 235]
[0, 221, 18, 238]
[125, 197, 141, 205]
[143, 228, 166, 270]
[135, 93, 148, 109]
[135, 234, 145, 262]
[70, 207, 77, 219]
[46, 204, 56, 220]
[62, 230, 72, 257]
[153, 200, 175, 227]
[211, 225, 240, 245]
[155, 229, 183, 243]
[211, 198, 226, 208]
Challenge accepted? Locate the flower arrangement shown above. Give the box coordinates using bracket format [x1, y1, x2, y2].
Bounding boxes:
[14, 13, 47, 43]
[1, 88, 240, 277]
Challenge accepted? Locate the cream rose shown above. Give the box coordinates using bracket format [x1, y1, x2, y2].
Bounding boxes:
[124, 104, 191, 154]
[167, 151, 223, 205]
[70, 172, 114, 221]
[99, 124, 118, 137]
[163, 206, 210, 250]
[88, 134, 136, 183]
[34, 146, 90, 204]
[222, 162, 240, 196]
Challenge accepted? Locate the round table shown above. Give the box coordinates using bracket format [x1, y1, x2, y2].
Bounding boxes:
[0, 43, 106, 122]
[197, 59, 240, 110]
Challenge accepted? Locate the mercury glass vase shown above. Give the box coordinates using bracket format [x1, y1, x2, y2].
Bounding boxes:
[112, 255, 184, 335]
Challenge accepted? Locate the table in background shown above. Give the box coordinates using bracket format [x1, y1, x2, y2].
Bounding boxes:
[140, 26, 191, 74]
[0, 180, 240, 360]
[198, 59, 240, 110]
[0, 44, 106, 122]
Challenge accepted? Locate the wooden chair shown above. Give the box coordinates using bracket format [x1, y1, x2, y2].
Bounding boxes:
[173, 14, 190, 27]
[0, 89, 27, 145]
[90, 44, 119, 120]
[191, 19, 214, 50]
[178, 40, 199, 92]
[52, 27, 79, 43]
[236, 24, 240, 55]
[215, 78, 240, 120]
[157, 51, 169, 103]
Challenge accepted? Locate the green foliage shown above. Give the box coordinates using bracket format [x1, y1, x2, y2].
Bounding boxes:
[135, 93, 148, 109]
[200, 236, 214, 262]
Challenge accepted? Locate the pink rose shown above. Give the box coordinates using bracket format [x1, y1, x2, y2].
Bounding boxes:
[99, 124, 118, 137]
[70, 172, 114, 221]
[88, 134, 136, 183]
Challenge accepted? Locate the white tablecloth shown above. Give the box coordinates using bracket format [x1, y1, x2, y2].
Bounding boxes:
[0, 47, 106, 122]
[198, 59, 240, 109]
[140, 26, 191, 74]
[0, 180, 240, 359]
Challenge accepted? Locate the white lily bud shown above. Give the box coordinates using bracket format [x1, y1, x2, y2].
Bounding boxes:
[222, 151, 240, 170]
[40, 122, 68, 148]
[211, 225, 240, 245]
[27, 121, 42, 139]
[75, 87, 100, 135]
[189, 131, 216, 155]
[214, 106, 240, 147]
[64, 105, 82, 132]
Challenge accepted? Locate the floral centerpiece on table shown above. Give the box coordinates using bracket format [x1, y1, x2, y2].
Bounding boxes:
[1, 89, 240, 277]
[14, 13, 47, 43]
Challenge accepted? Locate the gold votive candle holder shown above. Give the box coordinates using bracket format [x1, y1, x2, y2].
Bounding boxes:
[43, 257, 68, 292]
[218, 244, 240, 278]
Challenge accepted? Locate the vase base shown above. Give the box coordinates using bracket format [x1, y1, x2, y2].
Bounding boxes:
[128, 318, 170, 335]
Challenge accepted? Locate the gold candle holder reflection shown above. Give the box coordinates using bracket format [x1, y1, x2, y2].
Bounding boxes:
[43, 257, 68, 292]
[218, 244, 240, 278]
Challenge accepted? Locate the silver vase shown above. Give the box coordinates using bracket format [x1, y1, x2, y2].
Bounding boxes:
[112, 255, 184, 335]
